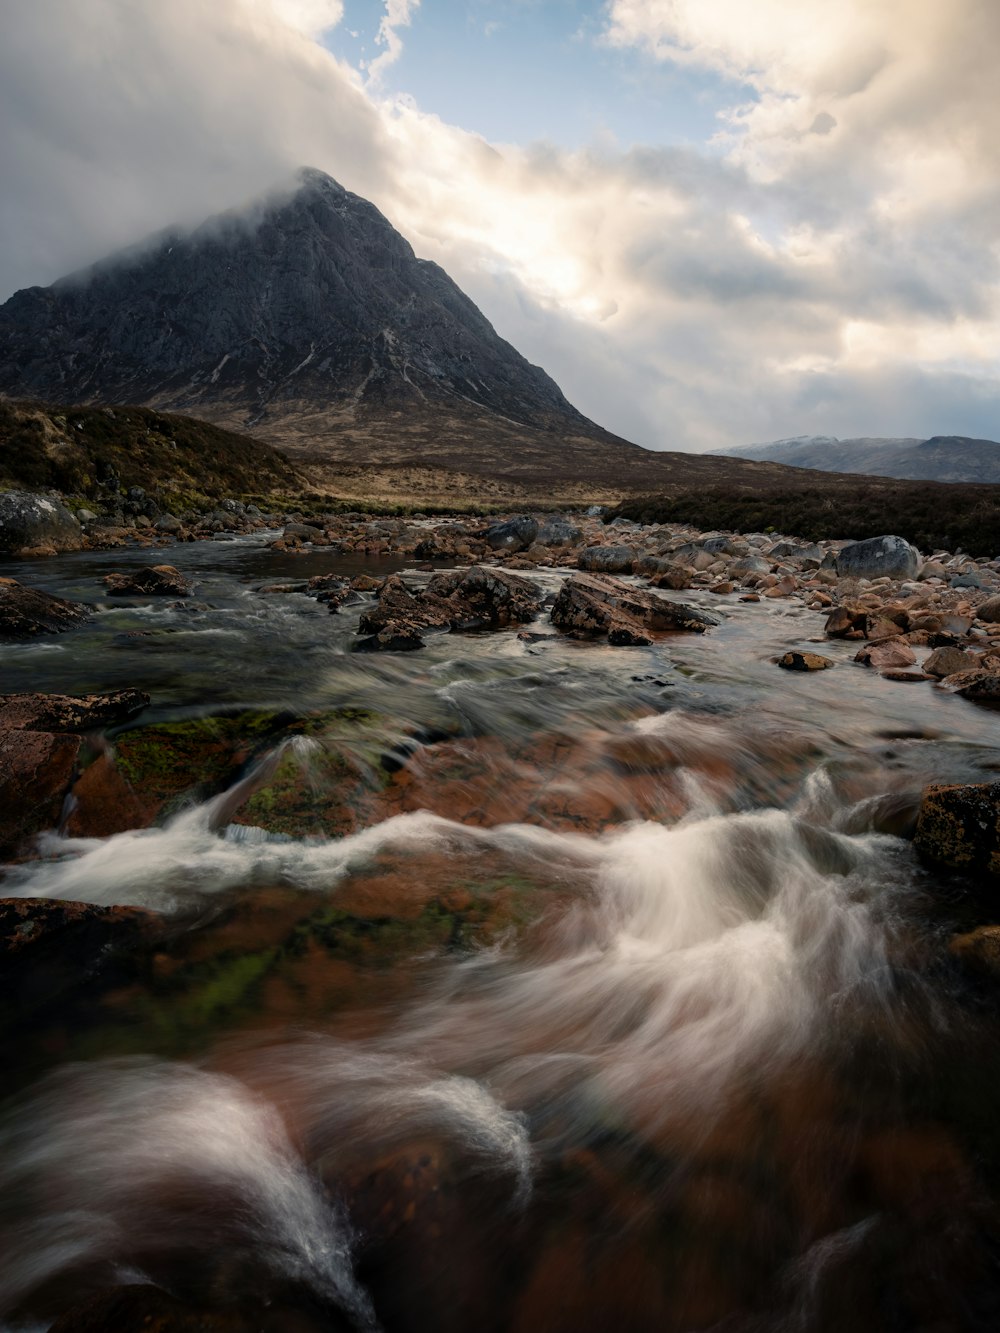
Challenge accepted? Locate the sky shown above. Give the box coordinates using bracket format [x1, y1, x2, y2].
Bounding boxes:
[1, 0, 999, 452]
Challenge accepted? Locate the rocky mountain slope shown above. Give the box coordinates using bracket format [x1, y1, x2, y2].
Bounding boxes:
[0, 169, 664, 502]
[0, 169, 877, 507]
[715, 434, 1000, 484]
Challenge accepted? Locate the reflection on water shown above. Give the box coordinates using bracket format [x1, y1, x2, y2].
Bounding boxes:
[3, 542, 1000, 1330]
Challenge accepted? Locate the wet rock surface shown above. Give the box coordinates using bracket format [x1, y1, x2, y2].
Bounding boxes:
[0, 578, 91, 638]
[914, 781, 1000, 877]
[103, 564, 194, 596]
[551, 573, 717, 645]
[0, 729, 81, 857]
[777, 651, 834, 671]
[0, 687, 149, 732]
[357, 566, 541, 650]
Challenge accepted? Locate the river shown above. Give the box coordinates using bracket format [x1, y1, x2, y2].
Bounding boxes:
[2, 532, 1000, 1332]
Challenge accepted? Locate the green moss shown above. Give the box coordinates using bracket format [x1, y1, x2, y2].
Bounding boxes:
[168, 948, 278, 1026]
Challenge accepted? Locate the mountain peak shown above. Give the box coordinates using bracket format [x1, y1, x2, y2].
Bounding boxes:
[0, 171, 637, 492]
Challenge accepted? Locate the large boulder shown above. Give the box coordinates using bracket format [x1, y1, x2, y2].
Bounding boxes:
[483, 515, 539, 553]
[536, 516, 583, 547]
[102, 565, 193, 596]
[551, 573, 717, 645]
[357, 566, 541, 651]
[977, 594, 1000, 623]
[0, 490, 83, 553]
[0, 579, 91, 639]
[835, 535, 919, 581]
[914, 781, 1000, 876]
[577, 545, 638, 575]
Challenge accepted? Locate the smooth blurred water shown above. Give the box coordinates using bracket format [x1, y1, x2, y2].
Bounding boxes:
[3, 540, 1000, 1331]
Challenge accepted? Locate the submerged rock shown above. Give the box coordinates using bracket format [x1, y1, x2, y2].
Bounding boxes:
[835, 535, 920, 580]
[0, 489, 83, 554]
[0, 579, 91, 639]
[914, 781, 1000, 876]
[949, 926, 1000, 981]
[102, 564, 193, 596]
[551, 573, 717, 645]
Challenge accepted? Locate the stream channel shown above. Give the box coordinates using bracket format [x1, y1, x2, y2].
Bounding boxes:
[2, 533, 1000, 1332]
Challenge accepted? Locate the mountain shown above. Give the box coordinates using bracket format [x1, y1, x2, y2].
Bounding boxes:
[713, 434, 1000, 484]
[0, 168, 674, 503]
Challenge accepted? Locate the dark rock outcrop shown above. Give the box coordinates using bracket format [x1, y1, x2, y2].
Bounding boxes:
[357, 566, 541, 651]
[0, 489, 82, 553]
[102, 564, 193, 596]
[914, 782, 1000, 876]
[551, 573, 717, 645]
[0, 579, 91, 638]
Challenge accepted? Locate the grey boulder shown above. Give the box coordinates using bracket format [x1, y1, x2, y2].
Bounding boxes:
[835, 535, 919, 580]
[0, 491, 82, 553]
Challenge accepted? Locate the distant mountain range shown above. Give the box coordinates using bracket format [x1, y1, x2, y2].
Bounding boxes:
[713, 434, 1000, 484]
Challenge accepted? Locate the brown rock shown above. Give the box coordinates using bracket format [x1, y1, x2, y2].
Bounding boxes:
[777, 651, 834, 671]
[977, 594, 1000, 623]
[922, 646, 974, 678]
[824, 605, 868, 638]
[854, 639, 917, 669]
[550, 573, 717, 645]
[949, 926, 1000, 980]
[0, 688, 149, 733]
[357, 566, 541, 651]
[880, 669, 931, 683]
[102, 564, 193, 596]
[948, 670, 1000, 701]
[867, 616, 905, 642]
[914, 781, 1000, 876]
[0, 580, 91, 639]
[0, 729, 81, 857]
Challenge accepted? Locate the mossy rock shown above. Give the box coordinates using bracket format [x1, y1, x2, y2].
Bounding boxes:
[914, 781, 1000, 878]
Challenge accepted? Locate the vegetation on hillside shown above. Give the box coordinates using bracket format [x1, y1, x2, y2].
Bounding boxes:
[609, 480, 1000, 557]
[0, 399, 300, 501]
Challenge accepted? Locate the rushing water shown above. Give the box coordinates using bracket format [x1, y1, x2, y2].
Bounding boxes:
[3, 534, 1000, 1331]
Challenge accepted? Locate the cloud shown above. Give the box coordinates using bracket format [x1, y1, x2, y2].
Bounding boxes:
[0, 0, 999, 451]
[366, 0, 420, 84]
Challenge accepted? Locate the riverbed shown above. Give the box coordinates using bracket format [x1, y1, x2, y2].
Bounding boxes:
[2, 532, 1000, 1332]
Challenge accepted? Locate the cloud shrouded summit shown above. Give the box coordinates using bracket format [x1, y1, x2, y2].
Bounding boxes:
[1, 0, 998, 451]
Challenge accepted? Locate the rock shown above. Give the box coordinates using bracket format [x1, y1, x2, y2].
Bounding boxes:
[102, 564, 193, 596]
[0, 688, 149, 732]
[953, 671, 1000, 702]
[880, 669, 930, 683]
[824, 605, 869, 638]
[46, 1282, 324, 1332]
[777, 651, 834, 671]
[0, 729, 81, 857]
[154, 512, 183, 533]
[577, 544, 637, 574]
[977, 594, 1000, 623]
[0, 489, 83, 553]
[0, 897, 158, 1007]
[76, 508, 98, 524]
[357, 566, 540, 651]
[730, 555, 772, 576]
[483, 515, 539, 552]
[551, 573, 717, 645]
[305, 573, 352, 609]
[854, 640, 917, 670]
[922, 646, 974, 678]
[914, 781, 1000, 876]
[701, 535, 744, 556]
[949, 926, 1000, 980]
[836, 535, 920, 581]
[653, 567, 693, 591]
[283, 521, 324, 541]
[867, 616, 906, 642]
[536, 516, 583, 547]
[0, 579, 91, 639]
